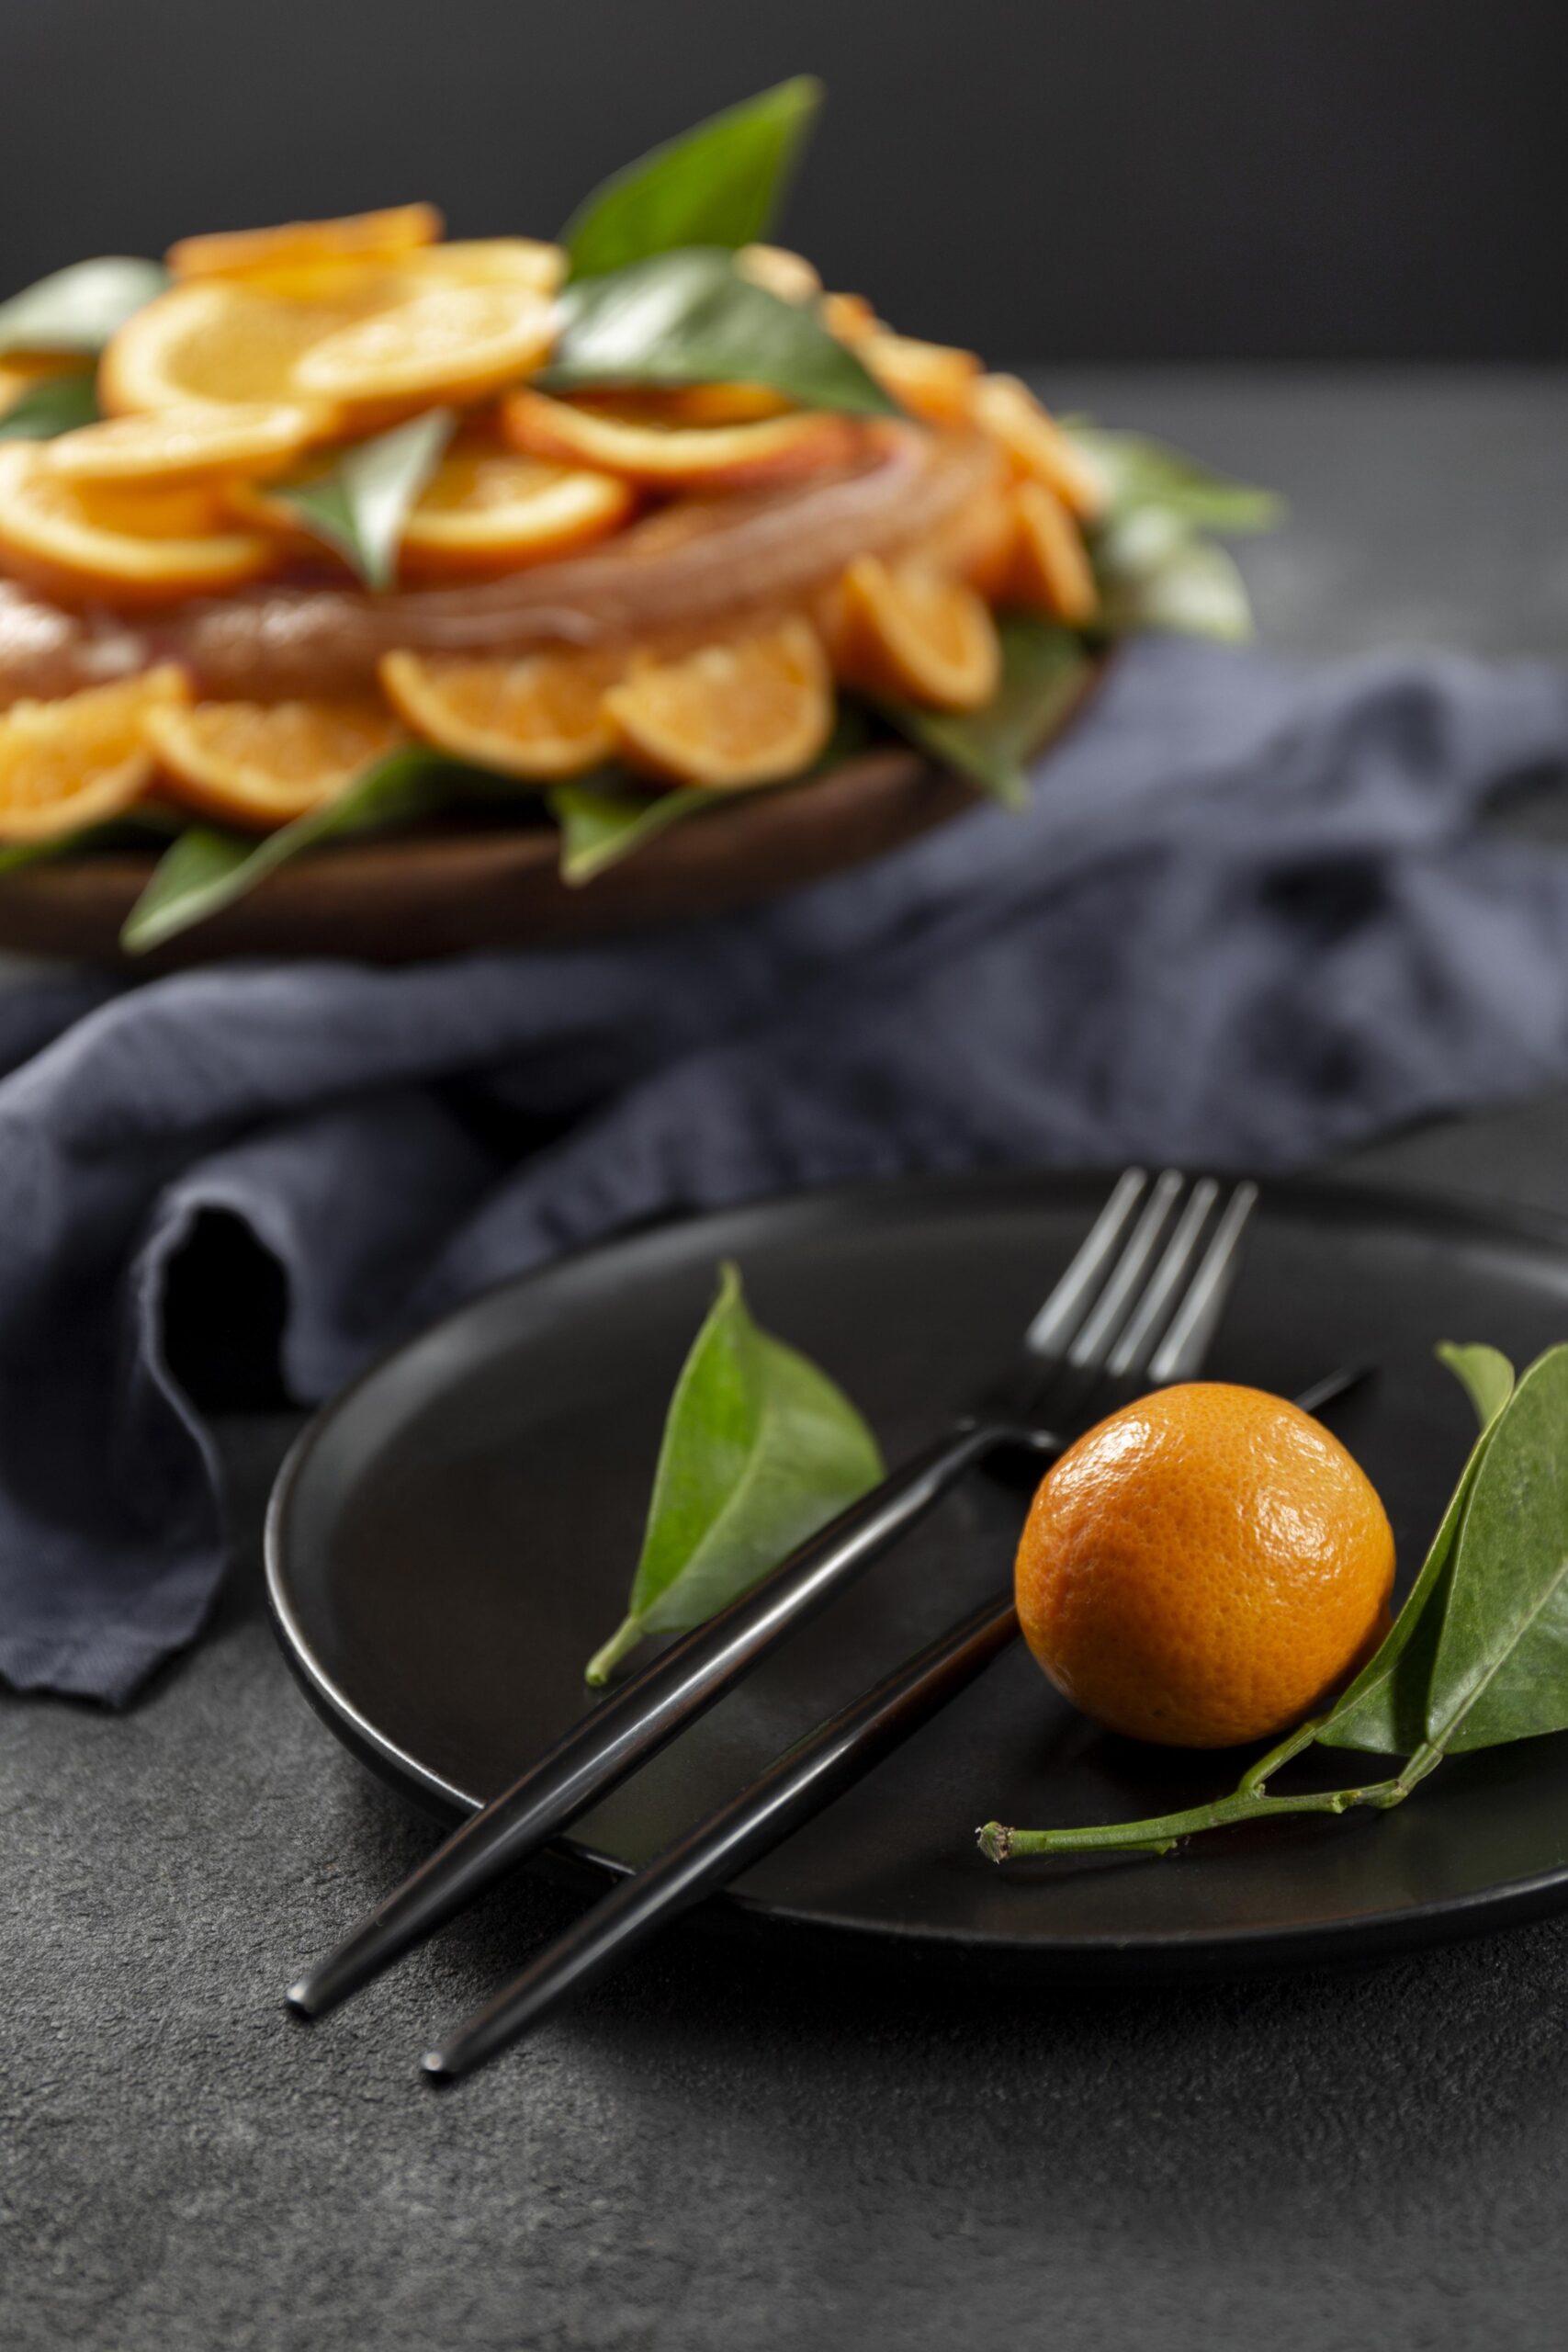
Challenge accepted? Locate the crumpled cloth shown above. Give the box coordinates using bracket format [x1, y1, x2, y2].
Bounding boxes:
[4, 635, 1568, 1702]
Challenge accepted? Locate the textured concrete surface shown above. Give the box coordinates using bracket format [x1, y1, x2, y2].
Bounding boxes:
[6, 375, 1568, 2351]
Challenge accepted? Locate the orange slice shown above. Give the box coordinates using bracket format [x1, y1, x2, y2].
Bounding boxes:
[44, 401, 326, 485]
[820, 292, 882, 344]
[603, 618, 832, 788]
[380, 647, 625, 778]
[735, 244, 822, 304]
[502, 388, 857, 489]
[862, 334, 980, 425]
[400, 444, 634, 577]
[972, 374, 1103, 519]
[398, 239, 565, 297]
[145, 695, 403, 828]
[99, 279, 387, 416]
[166, 203, 443, 283]
[645, 383, 796, 425]
[834, 555, 1000, 710]
[291, 287, 556, 418]
[1008, 479, 1098, 624]
[0, 668, 188, 842]
[0, 442, 277, 605]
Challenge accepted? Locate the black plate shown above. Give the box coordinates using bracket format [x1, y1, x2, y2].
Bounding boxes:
[265, 1172, 1568, 1982]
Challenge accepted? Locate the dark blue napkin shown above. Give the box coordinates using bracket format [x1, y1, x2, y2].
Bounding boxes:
[4, 636, 1568, 1702]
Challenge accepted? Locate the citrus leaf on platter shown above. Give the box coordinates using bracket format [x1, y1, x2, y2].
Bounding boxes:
[0, 373, 100, 441]
[880, 614, 1093, 808]
[119, 745, 516, 952]
[1317, 1343, 1516, 1758]
[549, 779, 708, 883]
[271, 409, 455, 592]
[0, 257, 167, 357]
[584, 1261, 884, 1684]
[1091, 509, 1255, 642]
[544, 248, 895, 415]
[1422, 1344, 1568, 1753]
[562, 78, 821, 280]
[1066, 423, 1281, 535]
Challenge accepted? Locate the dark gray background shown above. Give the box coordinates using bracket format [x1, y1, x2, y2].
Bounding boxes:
[3, 0, 1564, 359]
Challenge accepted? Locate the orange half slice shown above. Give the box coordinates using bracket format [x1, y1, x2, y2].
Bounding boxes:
[835, 556, 1001, 710]
[380, 648, 625, 778]
[0, 668, 188, 842]
[502, 389, 857, 489]
[604, 618, 833, 787]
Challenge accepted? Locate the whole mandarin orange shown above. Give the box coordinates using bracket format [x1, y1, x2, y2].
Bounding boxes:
[1014, 1383, 1394, 1748]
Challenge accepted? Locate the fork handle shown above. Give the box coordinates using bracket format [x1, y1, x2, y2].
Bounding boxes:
[288, 1419, 1013, 2019]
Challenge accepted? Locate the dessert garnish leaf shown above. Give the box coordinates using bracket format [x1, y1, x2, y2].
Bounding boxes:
[1066, 424, 1281, 535]
[584, 1261, 884, 1685]
[270, 409, 456, 593]
[545, 248, 896, 415]
[0, 374, 100, 442]
[880, 616, 1094, 808]
[1091, 510, 1255, 642]
[0, 257, 167, 357]
[562, 78, 821, 280]
[550, 779, 708, 883]
[118, 745, 518, 952]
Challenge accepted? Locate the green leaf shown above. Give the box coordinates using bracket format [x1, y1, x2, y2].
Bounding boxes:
[549, 702, 873, 880]
[880, 613, 1093, 809]
[562, 78, 822, 280]
[1317, 1344, 1516, 1757]
[544, 248, 896, 415]
[1421, 1345, 1568, 1753]
[1066, 424, 1281, 535]
[585, 1261, 884, 1683]
[550, 780, 708, 883]
[0, 806, 182, 878]
[119, 744, 510, 952]
[0, 373, 100, 441]
[0, 257, 167, 357]
[270, 409, 455, 591]
[1091, 509, 1256, 643]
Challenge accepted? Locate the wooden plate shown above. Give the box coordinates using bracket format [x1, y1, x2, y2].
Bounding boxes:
[0, 652, 1104, 966]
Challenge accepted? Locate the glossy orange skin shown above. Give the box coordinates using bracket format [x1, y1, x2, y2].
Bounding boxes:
[1014, 1383, 1394, 1748]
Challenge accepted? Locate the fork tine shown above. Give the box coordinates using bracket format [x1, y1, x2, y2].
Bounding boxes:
[1106, 1177, 1221, 1375]
[1066, 1169, 1188, 1368]
[1020, 1167, 1149, 1357]
[1147, 1180, 1259, 1385]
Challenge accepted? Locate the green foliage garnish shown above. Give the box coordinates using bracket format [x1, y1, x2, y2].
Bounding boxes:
[562, 77, 821, 280]
[585, 1262, 885, 1685]
[1091, 511, 1255, 643]
[269, 409, 455, 592]
[1066, 425, 1281, 535]
[0, 373, 100, 441]
[549, 779, 710, 884]
[980, 1342, 1568, 1864]
[119, 745, 515, 952]
[880, 615, 1094, 808]
[0, 257, 167, 357]
[546, 248, 895, 415]
[0, 806, 181, 878]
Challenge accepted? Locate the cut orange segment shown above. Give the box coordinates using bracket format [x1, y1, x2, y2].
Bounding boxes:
[604, 618, 832, 788]
[167, 204, 443, 283]
[820, 291, 881, 344]
[380, 647, 625, 778]
[44, 401, 327, 485]
[99, 279, 388, 416]
[862, 334, 980, 425]
[398, 444, 635, 578]
[834, 555, 1001, 710]
[735, 244, 822, 304]
[398, 239, 565, 296]
[645, 383, 795, 425]
[291, 286, 556, 417]
[1008, 479, 1099, 624]
[502, 388, 857, 489]
[972, 374, 1104, 518]
[0, 668, 188, 842]
[145, 695, 404, 828]
[0, 442, 277, 605]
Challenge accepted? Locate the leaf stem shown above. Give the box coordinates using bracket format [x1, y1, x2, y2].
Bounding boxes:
[978, 1771, 1414, 1864]
[584, 1613, 645, 1688]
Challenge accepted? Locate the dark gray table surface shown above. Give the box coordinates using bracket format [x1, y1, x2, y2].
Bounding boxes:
[6, 369, 1568, 2352]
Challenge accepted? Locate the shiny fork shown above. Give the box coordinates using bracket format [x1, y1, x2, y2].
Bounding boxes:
[288, 1168, 1257, 2024]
